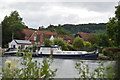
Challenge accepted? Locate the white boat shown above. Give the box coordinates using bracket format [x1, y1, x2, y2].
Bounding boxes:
[33, 46, 98, 59]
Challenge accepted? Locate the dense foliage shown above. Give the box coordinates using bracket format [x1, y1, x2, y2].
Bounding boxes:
[39, 23, 106, 35]
[88, 34, 110, 47]
[62, 23, 106, 34]
[53, 38, 69, 50]
[75, 61, 115, 78]
[2, 52, 57, 79]
[44, 39, 53, 46]
[106, 6, 120, 47]
[2, 11, 26, 47]
[72, 37, 84, 51]
[55, 24, 70, 35]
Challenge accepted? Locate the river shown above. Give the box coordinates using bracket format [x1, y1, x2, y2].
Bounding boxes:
[1, 56, 116, 78]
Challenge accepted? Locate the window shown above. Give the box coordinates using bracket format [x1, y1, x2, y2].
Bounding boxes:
[34, 36, 37, 41]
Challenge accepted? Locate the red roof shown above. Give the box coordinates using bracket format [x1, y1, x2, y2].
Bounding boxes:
[22, 29, 73, 45]
[37, 31, 57, 35]
[58, 35, 74, 43]
[77, 32, 95, 41]
[22, 29, 35, 40]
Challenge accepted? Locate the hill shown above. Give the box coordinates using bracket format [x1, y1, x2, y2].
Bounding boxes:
[61, 23, 106, 34]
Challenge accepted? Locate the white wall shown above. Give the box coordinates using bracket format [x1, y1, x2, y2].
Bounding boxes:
[9, 40, 32, 49]
[9, 40, 18, 48]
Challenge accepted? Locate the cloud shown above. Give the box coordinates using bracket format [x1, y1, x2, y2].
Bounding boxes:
[0, 1, 118, 29]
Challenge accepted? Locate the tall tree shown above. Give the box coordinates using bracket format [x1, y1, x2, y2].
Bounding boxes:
[2, 11, 26, 47]
[56, 24, 69, 35]
[106, 5, 120, 47]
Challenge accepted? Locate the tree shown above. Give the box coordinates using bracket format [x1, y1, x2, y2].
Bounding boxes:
[72, 37, 84, 51]
[53, 38, 68, 50]
[84, 41, 91, 48]
[2, 11, 26, 47]
[44, 39, 53, 46]
[106, 5, 120, 46]
[55, 24, 69, 35]
[88, 34, 110, 47]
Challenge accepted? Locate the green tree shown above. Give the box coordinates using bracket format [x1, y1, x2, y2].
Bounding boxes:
[72, 37, 84, 51]
[44, 39, 53, 46]
[97, 34, 110, 47]
[106, 5, 120, 46]
[84, 41, 92, 48]
[88, 34, 109, 47]
[55, 24, 70, 35]
[2, 11, 26, 47]
[53, 38, 68, 50]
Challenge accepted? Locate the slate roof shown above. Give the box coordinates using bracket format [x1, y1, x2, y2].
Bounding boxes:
[14, 40, 32, 44]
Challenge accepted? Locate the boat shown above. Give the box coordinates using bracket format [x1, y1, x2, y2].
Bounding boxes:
[33, 46, 99, 59]
[3, 48, 23, 56]
[3, 46, 99, 59]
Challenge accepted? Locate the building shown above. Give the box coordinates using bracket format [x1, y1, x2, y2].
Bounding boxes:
[75, 32, 95, 41]
[22, 29, 73, 45]
[9, 39, 32, 49]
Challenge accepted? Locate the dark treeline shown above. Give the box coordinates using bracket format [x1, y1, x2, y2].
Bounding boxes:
[39, 23, 106, 34]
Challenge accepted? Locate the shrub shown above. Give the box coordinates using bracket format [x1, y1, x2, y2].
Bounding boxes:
[72, 37, 84, 51]
[75, 61, 115, 78]
[102, 47, 120, 60]
[53, 38, 68, 51]
[84, 41, 91, 48]
[2, 52, 57, 79]
[44, 39, 53, 46]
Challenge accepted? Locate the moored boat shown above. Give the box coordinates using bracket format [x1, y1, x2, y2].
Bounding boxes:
[33, 46, 99, 59]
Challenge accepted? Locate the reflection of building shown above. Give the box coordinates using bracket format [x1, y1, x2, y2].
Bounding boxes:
[75, 32, 95, 41]
[22, 29, 73, 45]
[9, 40, 32, 49]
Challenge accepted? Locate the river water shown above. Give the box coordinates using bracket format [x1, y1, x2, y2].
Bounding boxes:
[1, 56, 116, 78]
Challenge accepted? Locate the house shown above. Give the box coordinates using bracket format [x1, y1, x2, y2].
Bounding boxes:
[75, 32, 95, 41]
[22, 29, 73, 45]
[9, 39, 32, 49]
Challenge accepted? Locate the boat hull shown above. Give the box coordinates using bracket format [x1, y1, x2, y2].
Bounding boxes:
[33, 53, 98, 59]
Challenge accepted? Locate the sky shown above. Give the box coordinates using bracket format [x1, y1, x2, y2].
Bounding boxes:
[0, 0, 119, 29]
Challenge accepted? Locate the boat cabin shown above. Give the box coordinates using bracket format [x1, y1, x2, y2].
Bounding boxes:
[38, 46, 62, 54]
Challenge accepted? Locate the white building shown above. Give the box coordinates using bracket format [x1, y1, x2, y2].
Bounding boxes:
[9, 40, 32, 49]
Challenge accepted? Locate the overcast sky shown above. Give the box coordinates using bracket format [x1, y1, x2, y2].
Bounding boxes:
[0, 0, 119, 28]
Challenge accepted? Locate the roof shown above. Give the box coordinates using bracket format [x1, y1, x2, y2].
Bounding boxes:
[22, 29, 74, 44]
[58, 35, 73, 40]
[14, 40, 32, 44]
[76, 32, 95, 41]
[37, 31, 57, 35]
[22, 29, 35, 39]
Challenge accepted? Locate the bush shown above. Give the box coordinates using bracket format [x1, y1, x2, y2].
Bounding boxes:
[75, 61, 115, 78]
[72, 37, 84, 51]
[44, 39, 53, 46]
[84, 41, 91, 48]
[102, 47, 120, 60]
[53, 38, 68, 51]
[2, 52, 57, 79]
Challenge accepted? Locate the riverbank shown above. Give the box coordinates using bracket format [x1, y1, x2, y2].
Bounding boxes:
[98, 53, 109, 60]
